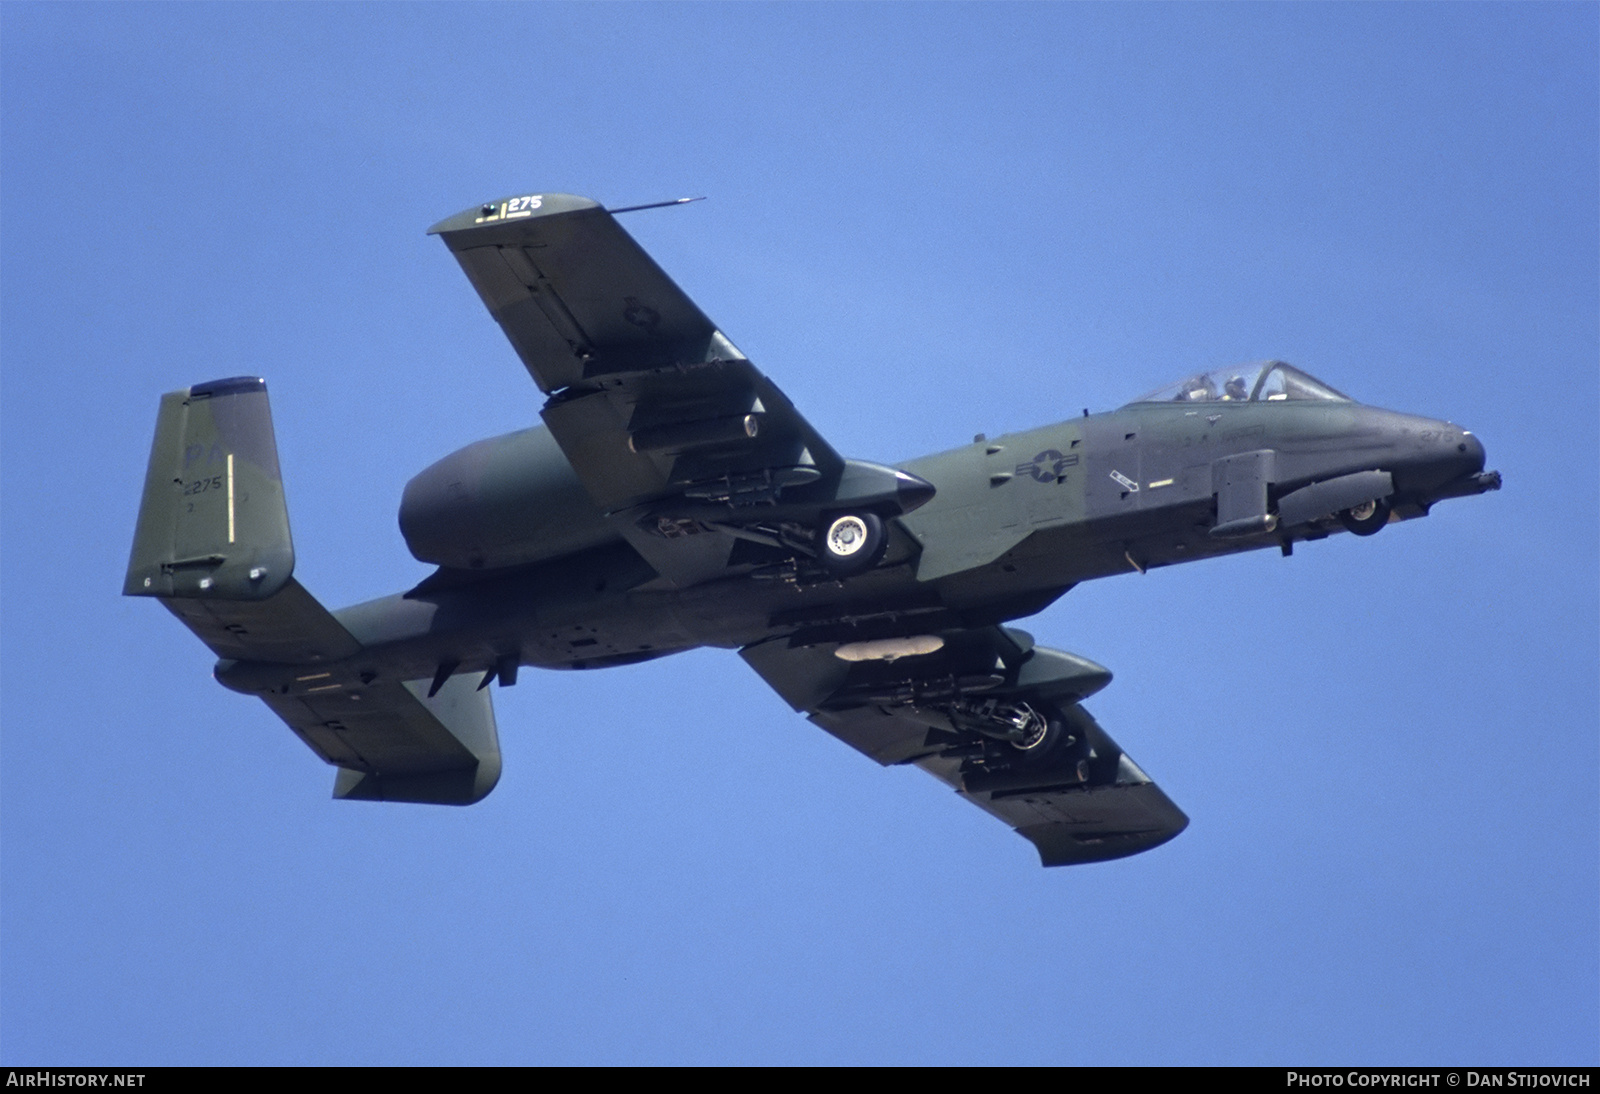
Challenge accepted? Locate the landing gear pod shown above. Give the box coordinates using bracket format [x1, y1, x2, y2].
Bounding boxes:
[816, 512, 887, 576]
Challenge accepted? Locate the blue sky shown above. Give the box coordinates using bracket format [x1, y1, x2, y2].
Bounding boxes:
[2, 3, 1595, 1065]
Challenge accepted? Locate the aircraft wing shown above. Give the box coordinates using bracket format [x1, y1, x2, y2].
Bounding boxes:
[430, 194, 850, 585]
[741, 627, 1188, 867]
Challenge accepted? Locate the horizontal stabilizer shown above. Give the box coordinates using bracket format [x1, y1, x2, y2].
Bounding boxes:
[165, 578, 362, 664]
[212, 630, 501, 805]
[268, 674, 502, 806]
[197, 594, 501, 804]
[200, 596, 500, 805]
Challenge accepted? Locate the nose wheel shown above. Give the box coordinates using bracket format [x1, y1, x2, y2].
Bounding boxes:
[1338, 496, 1392, 536]
[816, 512, 888, 577]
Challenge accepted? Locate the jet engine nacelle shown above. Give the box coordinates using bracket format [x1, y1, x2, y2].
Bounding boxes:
[400, 425, 618, 571]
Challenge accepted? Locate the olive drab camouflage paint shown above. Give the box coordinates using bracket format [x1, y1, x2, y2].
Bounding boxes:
[126, 194, 1500, 867]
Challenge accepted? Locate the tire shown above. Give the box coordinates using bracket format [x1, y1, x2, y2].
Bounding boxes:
[1011, 714, 1059, 755]
[959, 707, 1095, 794]
[815, 512, 888, 577]
[1338, 496, 1392, 536]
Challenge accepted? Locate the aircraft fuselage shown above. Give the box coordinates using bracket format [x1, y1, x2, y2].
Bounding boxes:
[216, 396, 1494, 700]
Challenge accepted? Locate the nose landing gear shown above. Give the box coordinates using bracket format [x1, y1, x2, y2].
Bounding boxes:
[1338, 496, 1392, 536]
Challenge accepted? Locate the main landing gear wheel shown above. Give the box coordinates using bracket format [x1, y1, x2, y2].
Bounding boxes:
[1338, 496, 1392, 536]
[1011, 714, 1058, 754]
[1007, 717, 1089, 782]
[816, 512, 888, 577]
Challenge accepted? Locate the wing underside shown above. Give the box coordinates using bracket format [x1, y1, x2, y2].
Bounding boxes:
[430, 193, 874, 587]
[430, 194, 843, 501]
[742, 627, 1188, 867]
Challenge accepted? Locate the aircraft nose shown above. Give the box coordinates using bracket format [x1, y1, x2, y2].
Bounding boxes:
[1392, 419, 1500, 504]
[1385, 417, 1488, 497]
[1427, 426, 1501, 504]
[1438, 426, 1486, 482]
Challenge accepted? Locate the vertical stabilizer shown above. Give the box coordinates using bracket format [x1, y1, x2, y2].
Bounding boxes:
[124, 377, 293, 600]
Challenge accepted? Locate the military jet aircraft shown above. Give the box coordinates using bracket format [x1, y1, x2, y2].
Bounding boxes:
[125, 192, 1501, 867]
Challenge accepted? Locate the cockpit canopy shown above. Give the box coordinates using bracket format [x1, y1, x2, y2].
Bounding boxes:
[1129, 361, 1351, 406]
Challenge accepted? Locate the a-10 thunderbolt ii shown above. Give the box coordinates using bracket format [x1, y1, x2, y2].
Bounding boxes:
[125, 192, 1501, 867]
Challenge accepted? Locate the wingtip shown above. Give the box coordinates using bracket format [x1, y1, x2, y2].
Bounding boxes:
[426, 192, 601, 236]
